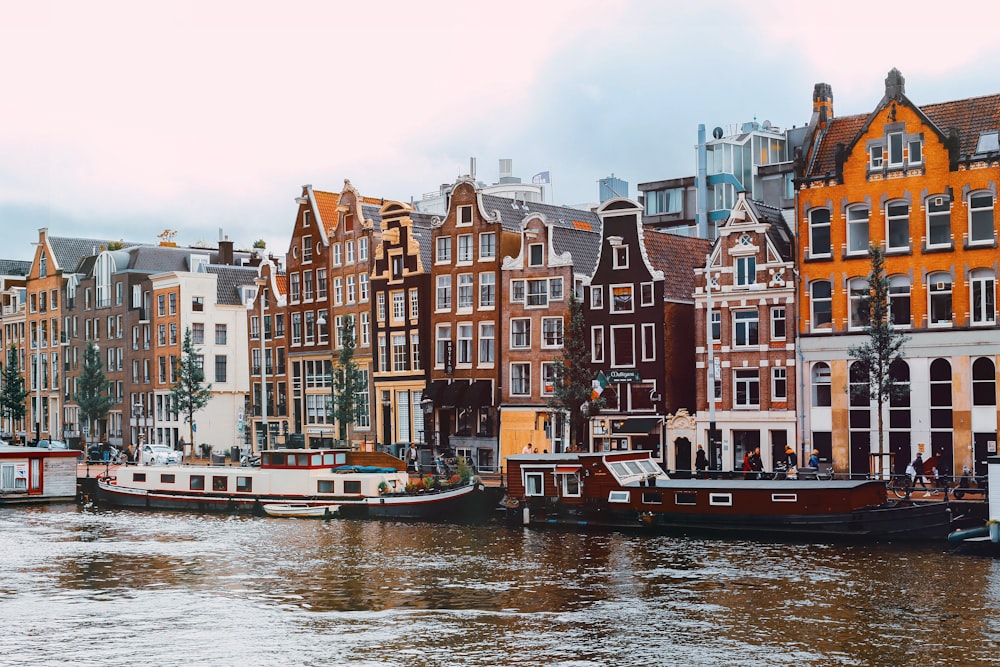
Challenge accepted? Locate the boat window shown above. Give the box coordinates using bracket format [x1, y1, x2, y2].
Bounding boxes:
[311, 454, 322, 466]
[623, 461, 644, 476]
[708, 493, 732, 506]
[335, 453, 347, 465]
[269, 453, 285, 466]
[771, 493, 797, 503]
[213, 476, 228, 491]
[560, 474, 581, 497]
[236, 476, 252, 492]
[607, 462, 629, 478]
[318, 480, 334, 493]
[608, 490, 630, 503]
[525, 472, 544, 496]
[160, 474, 175, 484]
[323, 453, 335, 466]
[641, 492, 663, 504]
[133, 472, 147, 482]
[344, 480, 361, 494]
[190, 475, 205, 490]
[637, 460, 659, 475]
[675, 492, 697, 506]
[298, 454, 311, 466]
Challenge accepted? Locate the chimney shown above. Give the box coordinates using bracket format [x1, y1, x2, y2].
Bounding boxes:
[219, 237, 234, 266]
[884, 68, 905, 101]
[813, 83, 834, 130]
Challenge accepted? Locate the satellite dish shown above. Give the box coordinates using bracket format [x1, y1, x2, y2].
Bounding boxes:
[763, 120, 773, 130]
[712, 127, 724, 140]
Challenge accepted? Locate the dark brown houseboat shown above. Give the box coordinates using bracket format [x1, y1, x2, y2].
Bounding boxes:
[505, 450, 950, 540]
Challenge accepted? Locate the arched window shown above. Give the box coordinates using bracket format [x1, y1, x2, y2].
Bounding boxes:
[888, 275, 911, 327]
[886, 201, 910, 251]
[927, 272, 952, 326]
[846, 205, 870, 254]
[969, 191, 995, 245]
[849, 277, 869, 330]
[888, 360, 911, 429]
[809, 208, 831, 257]
[811, 280, 832, 331]
[929, 359, 953, 430]
[972, 357, 997, 406]
[925, 195, 952, 248]
[849, 361, 871, 423]
[812, 362, 831, 407]
[970, 269, 996, 325]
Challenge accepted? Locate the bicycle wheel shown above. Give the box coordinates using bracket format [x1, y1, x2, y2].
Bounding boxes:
[890, 476, 910, 498]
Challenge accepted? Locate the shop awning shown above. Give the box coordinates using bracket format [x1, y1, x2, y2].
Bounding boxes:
[554, 465, 581, 474]
[611, 417, 662, 435]
[422, 380, 448, 405]
[441, 380, 470, 408]
[460, 380, 494, 408]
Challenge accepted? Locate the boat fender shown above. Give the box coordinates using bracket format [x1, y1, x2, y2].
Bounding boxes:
[523, 506, 530, 525]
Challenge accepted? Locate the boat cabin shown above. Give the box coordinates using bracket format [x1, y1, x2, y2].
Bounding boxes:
[0, 445, 81, 504]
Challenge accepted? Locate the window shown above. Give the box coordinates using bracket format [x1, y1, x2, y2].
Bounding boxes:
[377, 292, 386, 322]
[969, 192, 995, 244]
[192, 296, 204, 312]
[735, 256, 756, 287]
[888, 132, 904, 166]
[392, 291, 406, 321]
[360, 312, 370, 346]
[610, 285, 633, 313]
[169, 293, 176, 314]
[302, 236, 312, 262]
[319, 270, 329, 299]
[550, 278, 563, 301]
[510, 363, 530, 396]
[479, 233, 496, 259]
[771, 308, 786, 340]
[527, 279, 548, 307]
[928, 273, 952, 326]
[333, 243, 342, 265]
[849, 278, 870, 330]
[734, 369, 759, 408]
[810, 281, 832, 331]
[479, 272, 495, 307]
[847, 205, 870, 254]
[529, 244, 543, 267]
[436, 237, 451, 263]
[641, 323, 655, 361]
[812, 362, 831, 407]
[733, 310, 759, 347]
[908, 137, 923, 165]
[542, 317, 563, 348]
[409, 289, 419, 319]
[303, 270, 314, 301]
[525, 472, 544, 496]
[359, 237, 368, 261]
[289, 273, 300, 302]
[436, 275, 452, 310]
[215, 355, 227, 383]
[435, 325, 451, 368]
[359, 273, 369, 302]
[590, 285, 603, 309]
[972, 357, 997, 406]
[809, 208, 831, 257]
[613, 245, 628, 269]
[479, 322, 495, 364]
[457, 234, 473, 262]
[640, 282, 654, 306]
[458, 205, 473, 226]
[886, 202, 910, 251]
[345, 241, 355, 264]
[457, 274, 474, 310]
[869, 145, 884, 169]
[888, 275, 911, 326]
[971, 269, 996, 325]
[926, 197, 951, 248]
[457, 324, 472, 364]
[591, 327, 604, 363]
[510, 319, 530, 348]
[610, 325, 634, 367]
[191, 323, 205, 344]
[772, 367, 787, 400]
[710, 311, 721, 342]
[411, 333, 421, 370]
[291, 313, 301, 345]
[157, 294, 165, 316]
[510, 280, 525, 303]
[541, 363, 556, 396]
[332, 277, 342, 305]
[393, 334, 408, 371]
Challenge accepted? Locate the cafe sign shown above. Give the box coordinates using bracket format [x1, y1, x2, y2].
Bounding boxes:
[607, 369, 640, 384]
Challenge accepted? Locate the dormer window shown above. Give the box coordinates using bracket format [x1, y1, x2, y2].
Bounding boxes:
[190, 254, 209, 273]
[888, 132, 904, 166]
[612, 245, 628, 269]
[869, 146, 884, 169]
[976, 131, 999, 154]
[868, 128, 923, 172]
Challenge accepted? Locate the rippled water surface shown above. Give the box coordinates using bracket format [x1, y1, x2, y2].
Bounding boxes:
[2, 503, 999, 666]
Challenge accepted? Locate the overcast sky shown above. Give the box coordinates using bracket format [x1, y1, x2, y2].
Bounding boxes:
[3, 0, 1000, 264]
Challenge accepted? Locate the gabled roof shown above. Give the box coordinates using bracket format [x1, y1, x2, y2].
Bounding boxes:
[745, 199, 794, 261]
[312, 190, 341, 232]
[410, 210, 436, 271]
[206, 265, 259, 305]
[0, 259, 31, 276]
[644, 231, 712, 303]
[48, 237, 141, 274]
[480, 194, 600, 235]
[551, 226, 601, 276]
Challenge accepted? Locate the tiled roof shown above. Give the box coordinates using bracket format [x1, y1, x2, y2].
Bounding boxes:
[313, 190, 340, 231]
[207, 265, 259, 305]
[409, 210, 436, 271]
[644, 231, 712, 303]
[0, 259, 30, 276]
[480, 194, 602, 235]
[746, 199, 794, 261]
[48, 237, 140, 274]
[274, 273, 288, 296]
[551, 226, 601, 276]
[361, 202, 384, 233]
[807, 92, 1000, 178]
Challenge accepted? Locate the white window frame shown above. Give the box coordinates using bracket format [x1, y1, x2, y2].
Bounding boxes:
[885, 201, 910, 251]
[733, 310, 759, 348]
[640, 282, 654, 307]
[808, 208, 831, 258]
[610, 284, 634, 314]
[770, 307, 786, 341]
[511, 279, 525, 304]
[457, 323, 473, 365]
[590, 285, 603, 309]
[846, 205, 870, 255]
[457, 234, 474, 263]
[772, 366, 787, 400]
[848, 277, 869, 331]
[810, 280, 832, 332]
[510, 318, 530, 349]
[735, 256, 756, 287]
[971, 269, 996, 325]
[478, 322, 495, 365]
[610, 324, 635, 368]
[925, 196, 951, 249]
[969, 192, 995, 245]
[733, 369, 759, 408]
[479, 272, 496, 308]
[641, 323, 656, 361]
[928, 272, 953, 327]
[541, 362, 557, 396]
[591, 327, 605, 363]
[457, 205, 473, 227]
[436, 275, 452, 311]
[435, 237, 452, 263]
[510, 362, 531, 396]
[525, 471, 544, 496]
[479, 232, 496, 260]
[541, 317, 564, 348]
[457, 273, 474, 311]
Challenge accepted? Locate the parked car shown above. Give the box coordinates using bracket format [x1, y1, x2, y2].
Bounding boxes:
[36, 439, 70, 450]
[141, 444, 183, 466]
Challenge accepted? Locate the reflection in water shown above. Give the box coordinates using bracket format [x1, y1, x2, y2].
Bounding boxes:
[0, 503, 996, 666]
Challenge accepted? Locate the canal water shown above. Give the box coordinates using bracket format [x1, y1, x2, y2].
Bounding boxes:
[1, 503, 998, 666]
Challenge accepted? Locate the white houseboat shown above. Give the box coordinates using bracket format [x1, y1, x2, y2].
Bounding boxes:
[1, 445, 81, 504]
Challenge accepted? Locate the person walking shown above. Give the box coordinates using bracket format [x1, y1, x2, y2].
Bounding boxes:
[749, 447, 763, 480]
[695, 445, 709, 479]
[407, 444, 420, 473]
[912, 453, 928, 492]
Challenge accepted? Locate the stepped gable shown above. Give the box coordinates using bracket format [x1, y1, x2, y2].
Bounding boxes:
[207, 265, 259, 305]
[644, 231, 711, 303]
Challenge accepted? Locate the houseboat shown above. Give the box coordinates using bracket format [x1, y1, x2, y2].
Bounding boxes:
[505, 450, 952, 541]
[948, 455, 1000, 551]
[95, 448, 499, 522]
[0, 445, 81, 504]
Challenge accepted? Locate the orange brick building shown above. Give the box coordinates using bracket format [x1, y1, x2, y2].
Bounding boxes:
[796, 69, 1000, 477]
